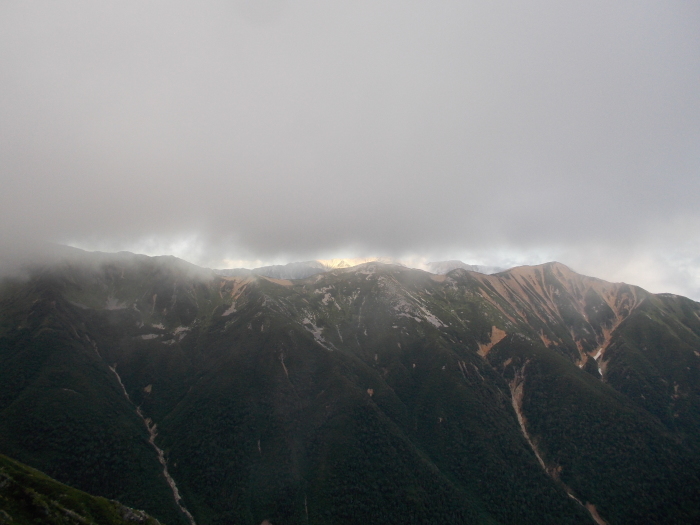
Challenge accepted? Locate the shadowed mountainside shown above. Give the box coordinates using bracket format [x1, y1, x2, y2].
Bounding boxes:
[0, 250, 699, 524]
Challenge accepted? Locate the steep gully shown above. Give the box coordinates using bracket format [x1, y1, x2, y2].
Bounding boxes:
[508, 361, 607, 525]
[476, 319, 610, 525]
[103, 354, 196, 525]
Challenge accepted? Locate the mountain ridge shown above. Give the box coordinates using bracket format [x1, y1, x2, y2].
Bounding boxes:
[216, 256, 504, 280]
[0, 249, 698, 524]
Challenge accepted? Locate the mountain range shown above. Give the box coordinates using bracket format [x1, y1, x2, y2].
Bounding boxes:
[217, 258, 503, 280]
[0, 248, 698, 524]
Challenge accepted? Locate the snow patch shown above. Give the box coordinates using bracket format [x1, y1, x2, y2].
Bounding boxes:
[174, 326, 190, 341]
[302, 317, 335, 351]
[222, 304, 236, 316]
[397, 313, 422, 323]
[105, 297, 127, 310]
[418, 305, 445, 328]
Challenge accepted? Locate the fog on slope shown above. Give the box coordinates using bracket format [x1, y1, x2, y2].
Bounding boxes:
[1, 2, 698, 298]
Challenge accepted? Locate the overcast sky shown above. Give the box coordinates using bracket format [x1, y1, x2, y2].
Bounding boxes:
[1, 1, 699, 297]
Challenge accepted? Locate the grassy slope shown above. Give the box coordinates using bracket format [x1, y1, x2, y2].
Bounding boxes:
[0, 453, 162, 525]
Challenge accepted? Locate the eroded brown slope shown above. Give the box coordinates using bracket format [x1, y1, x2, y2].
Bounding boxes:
[465, 262, 645, 368]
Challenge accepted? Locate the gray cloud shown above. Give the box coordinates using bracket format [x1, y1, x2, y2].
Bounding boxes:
[1, 2, 699, 296]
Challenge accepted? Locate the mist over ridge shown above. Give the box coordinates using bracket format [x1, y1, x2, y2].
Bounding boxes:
[2, 4, 700, 522]
[1, 2, 699, 299]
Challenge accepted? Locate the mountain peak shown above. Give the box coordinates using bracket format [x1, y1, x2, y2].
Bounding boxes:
[425, 260, 503, 275]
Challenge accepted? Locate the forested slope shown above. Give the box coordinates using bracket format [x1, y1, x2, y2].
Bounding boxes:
[0, 251, 698, 524]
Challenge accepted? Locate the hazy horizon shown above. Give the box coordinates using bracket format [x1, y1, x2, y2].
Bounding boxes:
[1, 2, 699, 299]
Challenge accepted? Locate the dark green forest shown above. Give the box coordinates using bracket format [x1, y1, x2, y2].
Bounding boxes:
[1, 252, 699, 524]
